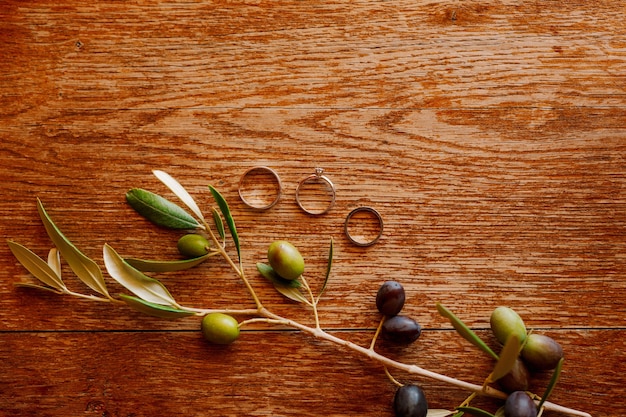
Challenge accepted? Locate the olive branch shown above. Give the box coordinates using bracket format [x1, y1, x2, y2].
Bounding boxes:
[7, 170, 591, 417]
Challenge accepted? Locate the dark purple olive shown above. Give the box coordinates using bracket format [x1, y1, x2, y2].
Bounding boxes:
[521, 334, 564, 371]
[376, 281, 406, 317]
[393, 384, 428, 417]
[498, 358, 530, 393]
[382, 315, 421, 344]
[504, 391, 537, 417]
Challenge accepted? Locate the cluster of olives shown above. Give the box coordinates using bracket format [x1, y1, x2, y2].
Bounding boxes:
[376, 281, 427, 417]
[376, 281, 421, 344]
[490, 307, 564, 417]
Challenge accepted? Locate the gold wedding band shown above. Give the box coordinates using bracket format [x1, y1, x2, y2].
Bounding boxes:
[344, 206, 383, 247]
[295, 168, 336, 215]
[238, 166, 282, 210]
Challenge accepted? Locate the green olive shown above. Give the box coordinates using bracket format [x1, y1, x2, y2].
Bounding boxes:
[490, 306, 527, 345]
[201, 313, 240, 345]
[521, 333, 564, 370]
[267, 240, 305, 281]
[177, 234, 210, 258]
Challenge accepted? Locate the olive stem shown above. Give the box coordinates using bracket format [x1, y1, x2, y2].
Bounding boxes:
[202, 218, 264, 310]
[368, 316, 385, 350]
[299, 275, 321, 329]
[66, 290, 124, 304]
[183, 307, 259, 316]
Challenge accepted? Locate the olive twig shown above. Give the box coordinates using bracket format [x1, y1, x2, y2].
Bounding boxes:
[299, 275, 321, 329]
[201, 217, 263, 311]
[368, 316, 385, 350]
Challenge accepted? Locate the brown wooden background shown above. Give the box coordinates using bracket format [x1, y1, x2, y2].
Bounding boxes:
[1, 1, 624, 416]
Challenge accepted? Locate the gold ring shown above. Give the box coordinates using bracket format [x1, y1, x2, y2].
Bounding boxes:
[238, 166, 282, 210]
[295, 168, 336, 215]
[344, 206, 383, 246]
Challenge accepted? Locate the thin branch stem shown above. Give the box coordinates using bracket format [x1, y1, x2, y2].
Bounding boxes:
[299, 275, 321, 329]
[369, 316, 385, 350]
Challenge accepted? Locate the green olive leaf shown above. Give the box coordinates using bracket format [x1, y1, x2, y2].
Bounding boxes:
[257, 262, 301, 288]
[36, 199, 110, 298]
[119, 294, 195, 319]
[494, 406, 506, 417]
[436, 303, 499, 360]
[211, 207, 225, 240]
[316, 237, 333, 302]
[209, 185, 240, 262]
[256, 262, 309, 304]
[124, 253, 215, 272]
[103, 243, 179, 307]
[153, 170, 206, 222]
[455, 407, 496, 417]
[537, 357, 564, 410]
[126, 188, 200, 229]
[7, 241, 67, 292]
[487, 333, 521, 383]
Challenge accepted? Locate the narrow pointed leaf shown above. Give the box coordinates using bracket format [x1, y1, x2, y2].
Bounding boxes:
[103, 244, 178, 307]
[119, 294, 195, 319]
[14, 282, 64, 294]
[456, 407, 496, 417]
[124, 253, 214, 272]
[488, 333, 522, 383]
[126, 188, 199, 229]
[437, 303, 498, 360]
[8, 241, 66, 291]
[47, 248, 62, 279]
[316, 237, 333, 302]
[211, 207, 225, 240]
[537, 357, 564, 410]
[209, 185, 240, 261]
[36, 199, 110, 297]
[153, 170, 206, 222]
[427, 410, 456, 417]
[257, 262, 309, 304]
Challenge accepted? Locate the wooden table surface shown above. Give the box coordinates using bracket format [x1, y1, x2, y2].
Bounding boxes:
[1, 2, 624, 416]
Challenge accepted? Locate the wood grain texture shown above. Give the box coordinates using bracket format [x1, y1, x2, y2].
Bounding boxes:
[1, 1, 624, 416]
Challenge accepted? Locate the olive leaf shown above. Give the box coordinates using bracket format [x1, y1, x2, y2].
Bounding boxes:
[153, 170, 206, 222]
[257, 262, 301, 288]
[126, 188, 200, 229]
[119, 294, 195, 319]
[455, 407, 496, 417]
[257, 262, 310, 304]
[47, 248, 62, 279]
[103, 244, 179, 307]
[426, 410, 456, 417]
[537, 357, 564, 410]
[316, 237, 333, 303]
[436, 303, 498, 360]
[7, 240, 67, 292]
[209, 185, 240, 262]
[124, 253, 214, 273]
[37, 199, 111, 298]
[211, 207, 225, 240]
[487, 333, 521, 383]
